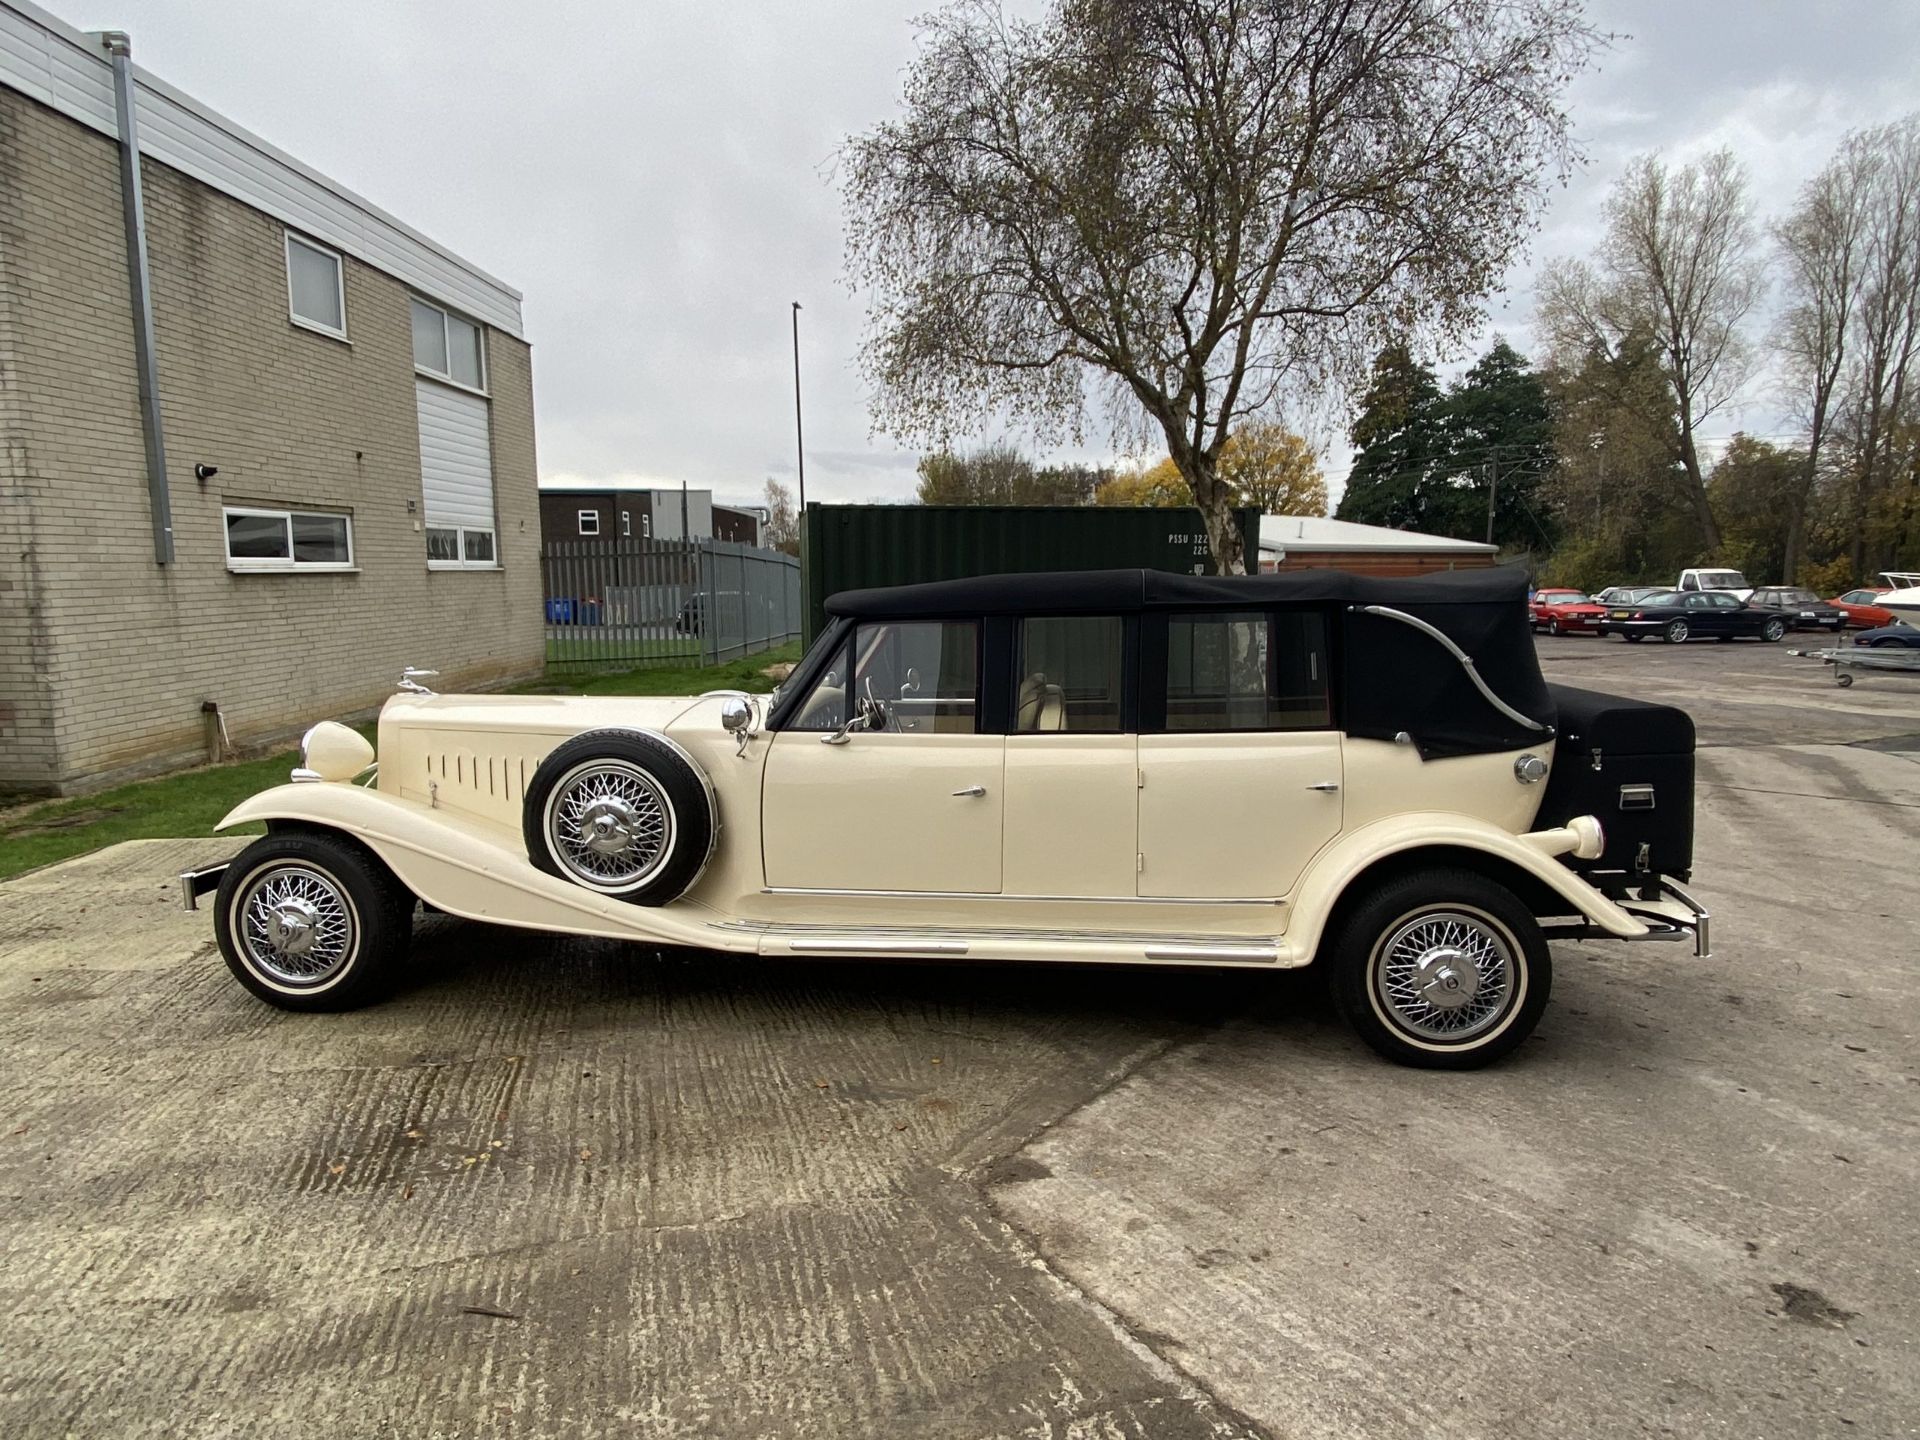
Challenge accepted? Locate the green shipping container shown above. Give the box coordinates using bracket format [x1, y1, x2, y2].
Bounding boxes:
[802, 504, 1263, 644]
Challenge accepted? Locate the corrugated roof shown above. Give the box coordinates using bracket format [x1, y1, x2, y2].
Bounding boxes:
[1259, 515, 1498, 555]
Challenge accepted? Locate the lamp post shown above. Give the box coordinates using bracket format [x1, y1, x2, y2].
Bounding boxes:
[790, 301, 807, 514]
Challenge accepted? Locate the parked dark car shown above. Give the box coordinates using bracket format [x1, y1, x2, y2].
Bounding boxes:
[676, 589, 777, 637]
[1747, 586, 1847, 632]
[1853, 622, 1920, 648]
[1597, 590, 1790, 644]
[1592, 584, 1665, 607]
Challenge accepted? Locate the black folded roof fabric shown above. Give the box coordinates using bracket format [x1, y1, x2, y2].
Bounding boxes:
[824, 565, 1551, 758]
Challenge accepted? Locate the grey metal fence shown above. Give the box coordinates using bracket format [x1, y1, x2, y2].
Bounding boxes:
[542, 535, 801, 671]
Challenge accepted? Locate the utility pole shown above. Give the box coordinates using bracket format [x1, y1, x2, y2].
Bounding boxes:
[790, 301, 807, 513]
[1485, 451, 1499, 546]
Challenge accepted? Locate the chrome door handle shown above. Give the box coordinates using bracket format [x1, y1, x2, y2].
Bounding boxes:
[1305, 781, 1340, 792]
[951, 784, 987, 798]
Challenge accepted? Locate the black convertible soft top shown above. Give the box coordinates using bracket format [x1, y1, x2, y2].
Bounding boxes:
[825, 564, 1526, 618]
[825, 566, 1552, 759]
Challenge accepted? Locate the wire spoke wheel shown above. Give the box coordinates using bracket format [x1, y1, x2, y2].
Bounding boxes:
[545, 760, 676, 890]
[1372, 909, 1518, 1044]
[238, 864, 358, 988]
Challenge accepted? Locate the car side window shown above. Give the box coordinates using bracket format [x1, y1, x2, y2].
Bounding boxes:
[1714, 593, 1741, 609]
[1164, 610, 1329, 731]
[854, 621, 979, 734]
[1684, 594, 1712, 610]
[1017, 616, 1122, 732]
[786, 636, 851, 731]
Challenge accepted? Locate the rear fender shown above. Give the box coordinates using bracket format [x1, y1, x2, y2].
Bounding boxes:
[1287, 812, 1646, 961]
[218, 784, 746, 950]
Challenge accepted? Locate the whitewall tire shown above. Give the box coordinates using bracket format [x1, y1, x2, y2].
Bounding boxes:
[522, 730, 715, 906]
[1327, 869, 1552, 1069]
[214, 831, 414, 1011]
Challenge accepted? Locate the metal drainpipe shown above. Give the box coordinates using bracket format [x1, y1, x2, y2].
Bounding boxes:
[99, 31, 173, 564]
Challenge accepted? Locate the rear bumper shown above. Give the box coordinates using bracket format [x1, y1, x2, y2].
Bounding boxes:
[179, 862, 229, 912]
[1543, 877, 1711, 958]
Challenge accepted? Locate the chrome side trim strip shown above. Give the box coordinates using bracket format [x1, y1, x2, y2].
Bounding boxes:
[760, 886, 1283, 906]
[1350, 604, 1553, 735]
[785, 939, 969, 956]
[713, 917, 1286, 946]
[1143, 944, 1280, 964]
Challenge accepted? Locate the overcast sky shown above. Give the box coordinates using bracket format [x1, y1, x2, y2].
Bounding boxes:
[75, 0, 1920, 507]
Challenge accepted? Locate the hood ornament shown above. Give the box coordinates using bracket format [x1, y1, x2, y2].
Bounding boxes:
[398, 667, 439, 696]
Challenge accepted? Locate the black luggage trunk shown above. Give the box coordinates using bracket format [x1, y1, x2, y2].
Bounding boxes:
[1536, 684, 1695, 888]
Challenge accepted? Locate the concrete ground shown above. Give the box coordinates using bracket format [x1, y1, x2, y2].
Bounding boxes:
[1, 634, 1916, 1438]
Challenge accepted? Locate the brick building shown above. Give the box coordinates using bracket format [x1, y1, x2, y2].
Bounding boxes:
[0, 1, 541, 795]
[538, 483, 762, 546]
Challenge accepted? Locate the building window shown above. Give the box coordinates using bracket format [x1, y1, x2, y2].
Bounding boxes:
[417, 380, 498, 571]
[621, 510, 631, 537]
[411, 297, 485, 392]
[579, 510, 601, 536]
[224, 506, 354, 572]
[641, 515, 651, 537]
[285, 233, 347, 339]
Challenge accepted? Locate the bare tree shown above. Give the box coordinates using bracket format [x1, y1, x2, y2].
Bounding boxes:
[1836, 116, 1920, 576]
[1538, 150, 1765, 553]
[914, 442, 1105, 503]
[1774, 133, 1875, 580]
[762, 478, 800, 556]
[842, 0, 1599, 573]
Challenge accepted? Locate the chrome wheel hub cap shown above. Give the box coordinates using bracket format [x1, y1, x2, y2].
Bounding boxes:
[1412, 946, 1481, 1012]
[550, 762, 674, 889]
[265, 896, 321, 957]
[579, 796, 646, 857]
[238, 866, 355, 987]
[1376, 911, 1517, 1042]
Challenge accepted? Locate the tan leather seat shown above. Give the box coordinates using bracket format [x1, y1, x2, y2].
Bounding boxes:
[1017, 672, 1066, 732]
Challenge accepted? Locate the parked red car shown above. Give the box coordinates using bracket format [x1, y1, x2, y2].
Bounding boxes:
[1529, 588, 1608, 635]
[1829, 587, 1896, 628]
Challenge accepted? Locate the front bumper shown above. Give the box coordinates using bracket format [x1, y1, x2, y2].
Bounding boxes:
[1543, 877, 1711, 958]
[179, 862, 229, 912]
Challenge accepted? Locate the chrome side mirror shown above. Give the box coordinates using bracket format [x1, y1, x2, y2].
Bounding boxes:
[821, 701, 879, 746]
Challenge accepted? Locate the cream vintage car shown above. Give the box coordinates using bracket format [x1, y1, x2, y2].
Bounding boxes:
[182, 568, 1707, 1068]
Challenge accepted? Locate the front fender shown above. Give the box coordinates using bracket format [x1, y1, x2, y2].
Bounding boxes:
[1286, 811, 1646, 961]
[218, 784, 749, 951]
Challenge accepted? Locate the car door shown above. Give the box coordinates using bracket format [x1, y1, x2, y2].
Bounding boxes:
[761, 619, 1005, 893]
[1002, 614, 1139, 897]
[1684, 592, 1724, 635]
[1715, 592, 1760, 634]
[1137, 609, 1341, 899]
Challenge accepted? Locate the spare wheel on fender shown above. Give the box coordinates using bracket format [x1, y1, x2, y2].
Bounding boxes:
[522, 730, 716, 905]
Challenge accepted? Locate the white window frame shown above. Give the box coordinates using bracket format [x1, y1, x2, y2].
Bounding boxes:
[621, 510, 631, 537]
[285, 233, 348, 341]
[411, 296, 488, 395]
[425, 526, 499, 571]
[223, 505, 356, 573]
[578, 510, 601, 536]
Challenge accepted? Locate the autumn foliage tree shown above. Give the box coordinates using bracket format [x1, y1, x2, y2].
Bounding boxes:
[1098, 421, 1328, 512]
[843, 0, 1598, 572]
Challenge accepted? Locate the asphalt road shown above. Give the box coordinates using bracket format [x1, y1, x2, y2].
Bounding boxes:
[1, 632, 1916, 1438]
